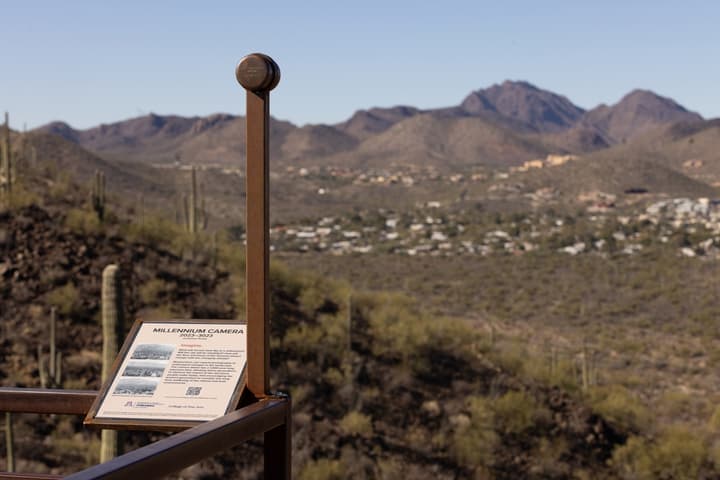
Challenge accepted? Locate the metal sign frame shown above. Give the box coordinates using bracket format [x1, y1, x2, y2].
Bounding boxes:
[84, 318, 248, 431]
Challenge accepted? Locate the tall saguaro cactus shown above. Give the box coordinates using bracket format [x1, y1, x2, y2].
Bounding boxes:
[100, 265, 124, 462]
[4, 412, 14, 472]
[1, 112, 12, 199]
[38, 307, 62, 388]
[189, 166, 198, 233]
[182, 166, 208, 234]
[92, 170, 106, 222]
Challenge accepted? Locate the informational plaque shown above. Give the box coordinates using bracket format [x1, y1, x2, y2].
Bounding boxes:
[85, 319, 247, 430]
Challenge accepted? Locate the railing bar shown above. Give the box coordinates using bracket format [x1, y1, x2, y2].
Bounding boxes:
[0, 389, 97, 415]
[0, 474, 63, 479]
[64, 397, 288, 480]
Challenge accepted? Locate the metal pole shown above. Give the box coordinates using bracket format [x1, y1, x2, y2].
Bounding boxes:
[236, 53, 288, 480]
[264, 395, 291, 480]
[235, 54, 280, 398]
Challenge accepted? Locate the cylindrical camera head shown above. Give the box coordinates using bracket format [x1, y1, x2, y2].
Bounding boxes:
[236, 53, 280, 92]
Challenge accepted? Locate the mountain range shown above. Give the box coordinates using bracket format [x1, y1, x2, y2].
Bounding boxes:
[36, 81, 706, 170]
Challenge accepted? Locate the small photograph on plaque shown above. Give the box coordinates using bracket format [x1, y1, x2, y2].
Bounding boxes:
[85, 319, 248, 430]
[114, 377, 160, 396]
[122, 360, 167, 378]
[131, 344, 175, 360]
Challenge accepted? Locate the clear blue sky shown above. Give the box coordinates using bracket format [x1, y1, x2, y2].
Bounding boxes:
[2, 0, 719, 130]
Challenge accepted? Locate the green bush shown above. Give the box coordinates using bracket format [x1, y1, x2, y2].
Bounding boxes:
[269, 260, 303, 299]
[612, 426, 708, 480]
[426, 316, 482, 358]
[217, 236, 245, 274]
[590, 386, 650, 432]
[709, 405, 720, 431]
[283, 323, 325, 358]
[139, 278, 171, 305]
[2, 182, 39, 210]
[46, 283, 81, 317]
[65, 208, 101, 234]
[451, 396, 499, 468]
[339, 411, 373, 437]
[298, 458, 345, 480]
[296, 273, 350, 316]
[368, 302, 427, 362]
[124, 216, 188, 251]
[493, 391, 547, 434]
[487, 341, 527, 376]
[523, 353, 577, 390]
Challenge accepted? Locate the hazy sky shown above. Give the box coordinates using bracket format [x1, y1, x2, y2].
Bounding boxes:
[2, 1, 719, 129]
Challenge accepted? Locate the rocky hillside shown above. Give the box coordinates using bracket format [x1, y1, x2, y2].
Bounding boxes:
[581, 90, 703, 143]
[34, 82, 705, 170]
[0, 175, 639, 479]
[459, 81, 585, 133]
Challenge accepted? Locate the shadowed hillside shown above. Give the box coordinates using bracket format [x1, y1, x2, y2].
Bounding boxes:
[0, 170, 642, 479]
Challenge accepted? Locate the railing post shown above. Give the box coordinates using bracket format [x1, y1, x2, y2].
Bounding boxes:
[235, 53, 280, 399]
[264, 394, 291, 480]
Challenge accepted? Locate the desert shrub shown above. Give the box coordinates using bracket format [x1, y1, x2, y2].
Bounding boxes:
[285, 313, 348, 368]
[612, 426, 708, 480]
[50, 421, 101, 466]
[368, 302, 428, 363]
[2, 182, 39, 210]
[590, 385, 650, 432]
[451, 396, 499, 468]
[652, 426, 708, 479]
[523, 353, 577, 390]
[217, 238, 245, 274]
[289, 384, 313, 407]
[659, 390, 699, 420]
[532, 437, 570, 476]
[269, 261, 303, 299]
[352, 291, 415, 320]
[141, 304, 184, 320]
[377, 458, 404, 479]
[711, 441, 720, 471]
[709, 405, 720, 432]
[139, 278, 171, 305]
[322, 367, 346, 387]
[64, 208, 101, 234]
[298, 458, 345, 480]
[46, 283, 81, 317]
[283, 323, 325, 358]
[125, 216, 187, 251]
[297, 273, 349, 316]
[492, 390, 547, 434]
[426, 316, 481, 358]
[232, 274, 245, 314]
[487, 341, 527, 376]
[339, 411, 373, 437]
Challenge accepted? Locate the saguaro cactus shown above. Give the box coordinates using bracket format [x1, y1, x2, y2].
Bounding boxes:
[4, 412, 14, 472]
[189, 166, 197, 233]
[38, 307, 62, 388]
[92, 170, 106, 221]
[1, 112, 12, 199]
[100, 265, 124, 462]
[183, 166, 207, 234]
[580, 345, 597, 392]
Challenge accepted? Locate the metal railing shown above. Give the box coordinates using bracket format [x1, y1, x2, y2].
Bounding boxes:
[0, 388, 291, 479]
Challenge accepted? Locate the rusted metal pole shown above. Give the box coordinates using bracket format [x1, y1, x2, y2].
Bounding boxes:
[235, 53, 280, 399]
[236, 53, 289, 480]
